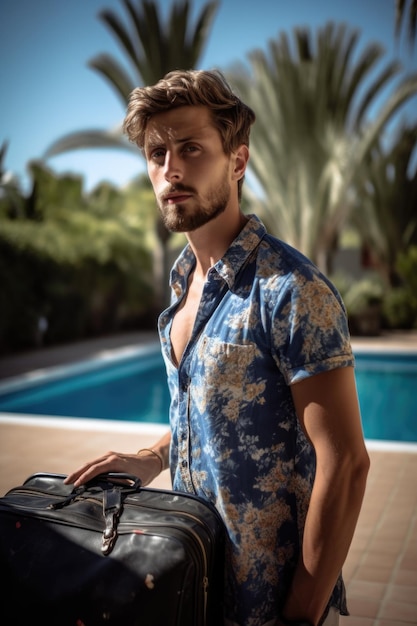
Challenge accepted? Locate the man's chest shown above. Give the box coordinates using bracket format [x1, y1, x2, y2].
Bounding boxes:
[170, 277, 205, 366]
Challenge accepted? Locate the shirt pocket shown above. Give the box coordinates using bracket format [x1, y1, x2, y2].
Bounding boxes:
[195, 336, 258, 399]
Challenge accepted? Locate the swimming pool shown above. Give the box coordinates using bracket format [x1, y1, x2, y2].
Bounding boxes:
[354, 350, 417, 443]
[0, 344, 169, 425]
[0, 343, 416, 444]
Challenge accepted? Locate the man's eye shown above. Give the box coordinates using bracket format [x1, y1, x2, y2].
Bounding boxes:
[150, 149, 165, 161]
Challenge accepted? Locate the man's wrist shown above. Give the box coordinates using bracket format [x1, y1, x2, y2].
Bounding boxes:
[137, 448, 164, 473]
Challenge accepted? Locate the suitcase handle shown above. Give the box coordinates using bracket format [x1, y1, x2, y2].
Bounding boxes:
[90, 473, 142, 492]
[48, 473, 141, 555]
[27, 472, 142, 493]
[50, 473, 141, 510]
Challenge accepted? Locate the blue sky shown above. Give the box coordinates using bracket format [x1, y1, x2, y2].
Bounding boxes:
[1, 0, 416, 192]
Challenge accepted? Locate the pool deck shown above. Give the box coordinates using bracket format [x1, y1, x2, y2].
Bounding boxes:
[1, 330, 417, 625]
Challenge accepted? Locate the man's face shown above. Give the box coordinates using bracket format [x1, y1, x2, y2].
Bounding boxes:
[144, 105, 235, 233]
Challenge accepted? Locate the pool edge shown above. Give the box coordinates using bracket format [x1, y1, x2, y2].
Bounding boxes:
[1, 413, 416, 453]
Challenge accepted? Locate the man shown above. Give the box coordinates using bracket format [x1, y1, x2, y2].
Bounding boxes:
[65, 69, 370, 626]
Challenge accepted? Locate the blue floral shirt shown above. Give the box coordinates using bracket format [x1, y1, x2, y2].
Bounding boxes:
[158, 215, 353, 626]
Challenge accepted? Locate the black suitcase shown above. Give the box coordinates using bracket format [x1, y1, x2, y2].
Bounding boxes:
[0, 472, 225, 626]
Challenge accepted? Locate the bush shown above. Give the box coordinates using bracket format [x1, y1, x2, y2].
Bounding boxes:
[382, 287, 417, 330]
[331, 273, 384, 336]
[381, 246, 417, 330]
[0, 167, 156, 354]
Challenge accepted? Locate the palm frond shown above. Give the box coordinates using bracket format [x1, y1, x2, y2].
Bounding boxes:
[88, 54, 136, 103]
[230, 21, 417, 271]
[44, 129, 138, 159]
[395, 0, 417, 50]
[98, 7, 141, 72]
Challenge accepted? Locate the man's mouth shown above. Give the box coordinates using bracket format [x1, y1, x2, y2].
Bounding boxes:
[163, 192, 192, 204]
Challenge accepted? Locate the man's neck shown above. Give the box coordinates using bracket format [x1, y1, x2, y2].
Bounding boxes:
[186, 209, 248, 280]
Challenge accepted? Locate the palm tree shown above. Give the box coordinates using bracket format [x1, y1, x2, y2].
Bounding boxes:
[395, 0, 417, 51]
[230, 22, 417, 274]
[0, 141, 25, 218]
[44, 0, 219, 308]
[350, 123, 417, 286]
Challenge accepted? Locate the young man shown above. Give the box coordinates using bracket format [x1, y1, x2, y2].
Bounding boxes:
[65, 69, 370, 626]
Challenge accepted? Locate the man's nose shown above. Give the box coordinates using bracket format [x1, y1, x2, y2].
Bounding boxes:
[163, 152, 182, 182]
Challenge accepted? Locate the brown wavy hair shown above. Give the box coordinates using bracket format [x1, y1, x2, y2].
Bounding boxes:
[123, 69, 256, 157]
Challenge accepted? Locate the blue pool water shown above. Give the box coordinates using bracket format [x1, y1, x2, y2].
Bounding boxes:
[0, 345, 416, 443]
[0, 345, 170, 425]
[354, 351, 417, 443]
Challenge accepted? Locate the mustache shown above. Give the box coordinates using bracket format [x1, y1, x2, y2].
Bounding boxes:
[160, 184, 195, 200]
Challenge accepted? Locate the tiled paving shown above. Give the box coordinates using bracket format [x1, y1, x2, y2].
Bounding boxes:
[1, 331, 416, 625]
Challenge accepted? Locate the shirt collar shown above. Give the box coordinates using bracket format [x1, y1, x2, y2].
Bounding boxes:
[170, 214, 266, 296]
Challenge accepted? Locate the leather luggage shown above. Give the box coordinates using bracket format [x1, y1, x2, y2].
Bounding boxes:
[0, 472, 225, 626]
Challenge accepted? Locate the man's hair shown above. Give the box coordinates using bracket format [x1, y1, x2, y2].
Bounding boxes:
[123, 69, 256, 155]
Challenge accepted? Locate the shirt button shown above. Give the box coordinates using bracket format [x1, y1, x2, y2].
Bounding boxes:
[181, 460, 188, 468]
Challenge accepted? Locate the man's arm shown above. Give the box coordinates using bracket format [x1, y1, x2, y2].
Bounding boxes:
[282, 366, 370, 626]
[64, 430, 172, 487]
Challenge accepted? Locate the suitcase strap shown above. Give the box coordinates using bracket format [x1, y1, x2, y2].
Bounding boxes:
[49, 473, 142, 556]
[97, 474, 142, 555]
[102, 486, 123, 555]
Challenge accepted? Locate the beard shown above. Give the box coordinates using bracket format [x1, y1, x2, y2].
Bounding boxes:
[156, 169, 231, 233]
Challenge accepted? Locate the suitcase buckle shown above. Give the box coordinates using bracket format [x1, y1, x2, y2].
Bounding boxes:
[102, 525, 118, 555]
[102, 487, 122, 555]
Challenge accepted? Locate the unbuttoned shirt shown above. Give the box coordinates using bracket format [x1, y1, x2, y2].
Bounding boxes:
[158, 215, 354, 626]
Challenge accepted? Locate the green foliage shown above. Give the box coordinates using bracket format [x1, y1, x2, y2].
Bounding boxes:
[0, 240, 47, 349]
[332, 246, 417, 333]
[231, 22, 417, 275]
[0, 164, 156, 353]
[332, 273, 384, 316]
[89, 0, 219, 101]
[395, 0, 417, 51]
[0, 141, 25, 219]
[396, 245, 417, 293]
[349, 124, 417, 285]
[382, 287, 417, 329]
[383, 245, 417, 329]
[331, 271, 384, 335]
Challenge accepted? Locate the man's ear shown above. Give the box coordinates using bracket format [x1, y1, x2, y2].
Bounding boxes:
[232, 145, 249, 181]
